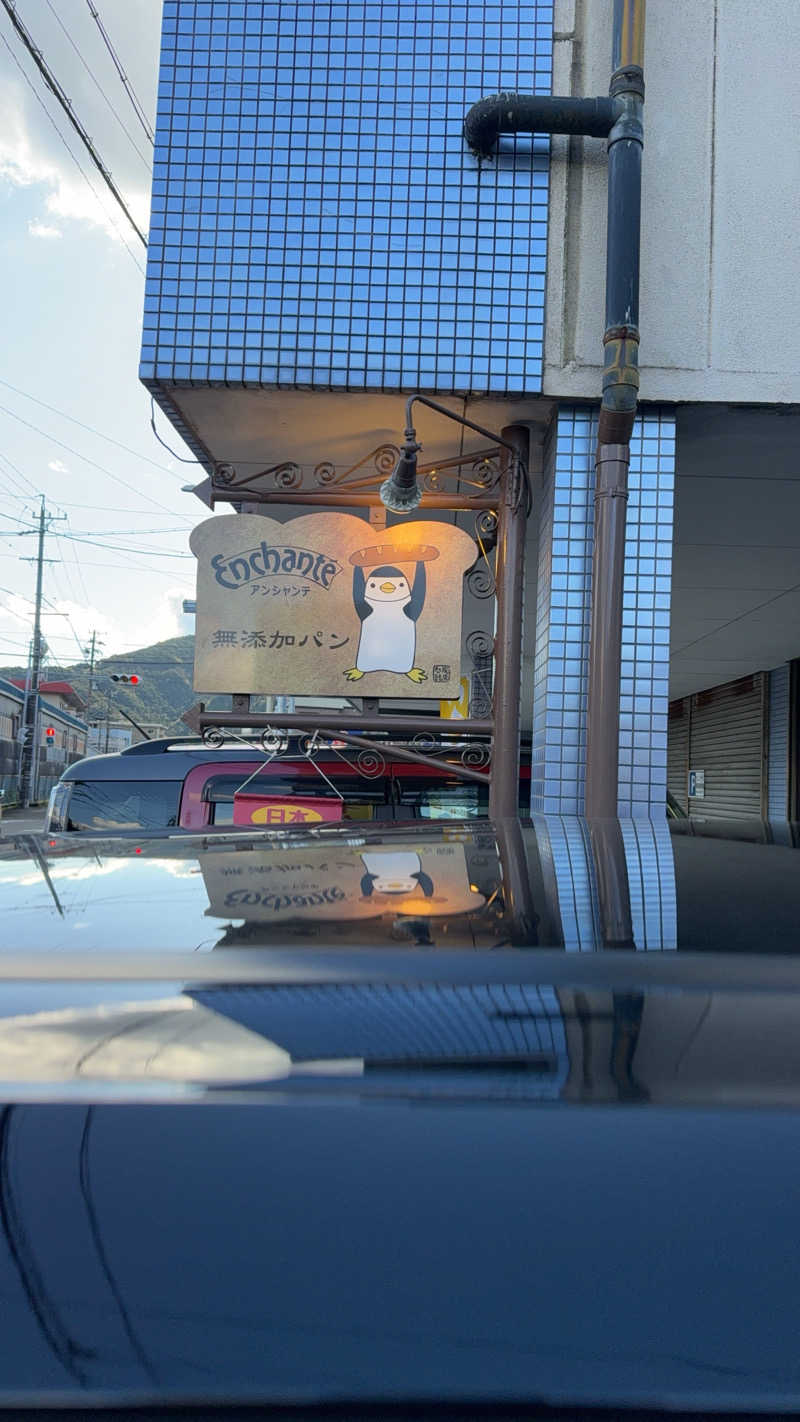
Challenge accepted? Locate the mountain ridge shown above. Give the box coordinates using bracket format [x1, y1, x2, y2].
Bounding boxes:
[0, 635, 198, 732]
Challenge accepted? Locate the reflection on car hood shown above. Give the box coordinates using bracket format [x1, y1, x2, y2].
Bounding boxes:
[1, 813, 800, 955]
[2, 817, 800, 1409]
[3, 967, 800, 1410]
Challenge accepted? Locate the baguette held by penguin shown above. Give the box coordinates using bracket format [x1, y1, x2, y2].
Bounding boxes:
[349, 544, 440, 568]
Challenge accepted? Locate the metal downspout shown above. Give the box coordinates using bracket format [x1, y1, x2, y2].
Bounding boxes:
[586, 0, 645, 819]
[489, 424, 529, 822]
[463, 2, 646, 824]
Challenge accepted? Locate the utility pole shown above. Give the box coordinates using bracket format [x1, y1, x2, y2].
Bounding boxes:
[84, 629, 103, 725]
[19, 498, 65, 806]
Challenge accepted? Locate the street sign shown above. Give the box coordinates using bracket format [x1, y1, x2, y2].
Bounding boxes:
[190, 512, 477, 699]
[688, 768, 705, 799]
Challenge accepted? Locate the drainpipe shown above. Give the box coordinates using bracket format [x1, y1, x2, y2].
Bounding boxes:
[465, 0, 646, 818]
[586, 1, 645, 818]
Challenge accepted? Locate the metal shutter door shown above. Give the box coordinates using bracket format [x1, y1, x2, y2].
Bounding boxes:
[667, 699, 689, 811]
[689, 674, 766, 820]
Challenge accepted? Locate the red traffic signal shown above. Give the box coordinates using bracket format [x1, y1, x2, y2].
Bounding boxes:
[45, 726, 55, 741]
[110, 673, 141, 685]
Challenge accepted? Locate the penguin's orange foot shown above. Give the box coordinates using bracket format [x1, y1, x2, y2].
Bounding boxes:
[344, 667, 365, 681]
[405, 667, 427, 683]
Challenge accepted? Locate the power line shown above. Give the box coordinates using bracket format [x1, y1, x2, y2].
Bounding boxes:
[0, 550, 195, 582]
[0, 403, 194, 520]
[149, 398, 206, 465]
[0, 450, 39, 498]
[60, 518, 91, 605]
[0, 0, 148, 247]
[57, 532, 192, 558]
[0, 31, 145, 275]
[44, 0, 152, 172]
[84, 0, 155, 147]
[2, 495, 193, 517]
[0, 380, 183, 480]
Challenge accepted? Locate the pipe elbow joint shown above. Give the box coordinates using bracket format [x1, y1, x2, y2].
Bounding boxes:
[463, 93, 522, 157]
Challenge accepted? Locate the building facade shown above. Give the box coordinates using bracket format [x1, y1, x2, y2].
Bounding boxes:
[0, 678, 88, 805]
[141, 1, 800, 821]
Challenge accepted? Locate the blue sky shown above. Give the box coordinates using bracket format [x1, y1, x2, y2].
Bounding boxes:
[0, 0, 205, 669]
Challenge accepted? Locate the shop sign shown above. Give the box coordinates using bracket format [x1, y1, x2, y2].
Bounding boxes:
[439, 676, 470, 720]
[190, 512, 477, 698]
[232, 793, 343, 826]
[201, 840, 486, 924]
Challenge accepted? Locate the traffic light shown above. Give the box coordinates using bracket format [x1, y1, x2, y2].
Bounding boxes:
[110, 673, 141, 685]
[45, 726, 55, 745]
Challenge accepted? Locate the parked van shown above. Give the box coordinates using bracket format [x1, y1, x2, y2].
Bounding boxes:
[45, 735, 508, 833]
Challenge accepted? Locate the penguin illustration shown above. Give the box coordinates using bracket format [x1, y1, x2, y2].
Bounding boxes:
[359, 851, 434, 899]
[345, 561, 428, 682]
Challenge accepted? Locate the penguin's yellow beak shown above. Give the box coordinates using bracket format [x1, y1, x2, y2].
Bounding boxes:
[380, 581, 395, 593]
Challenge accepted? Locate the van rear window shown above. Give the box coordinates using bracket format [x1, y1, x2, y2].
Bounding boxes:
[66, 780, 180, 831]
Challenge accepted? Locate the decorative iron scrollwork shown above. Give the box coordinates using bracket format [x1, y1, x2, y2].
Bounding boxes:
[475, 508, 498, 541]
[202, 725, 225, 749]
[261, 727, 289, 754]
[472, 456, 501, 489]
[466, 628, 494, 660]
[461, 743, 491, 769]
[466, 563, 495, 600]
[271, 462, 302, 490]
[356, 748, 386, 778]
[467, 628, 494, 719]
[422, 469, 443, 493]
[412, 731, 438, 755]
[374, 445, 398, 477]
[313, 461, 337, 486]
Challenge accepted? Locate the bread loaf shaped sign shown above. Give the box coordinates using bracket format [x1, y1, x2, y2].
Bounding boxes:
[190, 512, 478, 697]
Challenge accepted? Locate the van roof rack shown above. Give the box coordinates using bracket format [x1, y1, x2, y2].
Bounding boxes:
[119, 736, 266, 756]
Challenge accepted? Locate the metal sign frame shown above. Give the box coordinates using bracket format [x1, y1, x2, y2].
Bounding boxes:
[193, 417, 530, 821]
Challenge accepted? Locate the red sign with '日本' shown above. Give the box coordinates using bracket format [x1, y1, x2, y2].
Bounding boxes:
[233, 793, 343, 827]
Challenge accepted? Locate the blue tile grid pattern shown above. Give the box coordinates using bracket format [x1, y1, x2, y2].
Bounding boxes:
[535, 814, 676, 951]
[531, 406, 676, 816]
[190, 983, 569, 1098]
[619, 816, 677, 950]
[141, 1, 553, 395]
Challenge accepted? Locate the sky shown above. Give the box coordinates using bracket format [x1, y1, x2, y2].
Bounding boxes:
[0, 0, 203, 671]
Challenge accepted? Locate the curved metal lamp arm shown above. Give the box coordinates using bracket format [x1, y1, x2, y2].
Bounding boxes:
[381, 392, 525, 512]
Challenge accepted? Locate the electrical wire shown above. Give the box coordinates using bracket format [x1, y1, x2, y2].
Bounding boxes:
[0, 380, 183, 480]
[0, 450, 39, 498]
[0, 549, 194, 583]
[0, 403, 194, 521]
[0, 31, 146, 275]
[44, 0, 152, 171]
[56, 532, 191, 558]
[84, 0, 155, 147]
[0, 0, 148, 247]
[149, 398, 206, 465]
[20, 499, 196, 517]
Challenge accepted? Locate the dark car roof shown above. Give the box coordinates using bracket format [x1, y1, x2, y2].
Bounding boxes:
[59, 734, 512, 783]
[3, 814, 800, 1412]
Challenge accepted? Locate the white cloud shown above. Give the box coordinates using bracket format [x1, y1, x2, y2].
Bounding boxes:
[47, 459, 69, 474]
[0, 586, 194, 673]
[132, 586, 195, 651]
[0, 83, 150, 244]
[28, 220, 62, 239]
